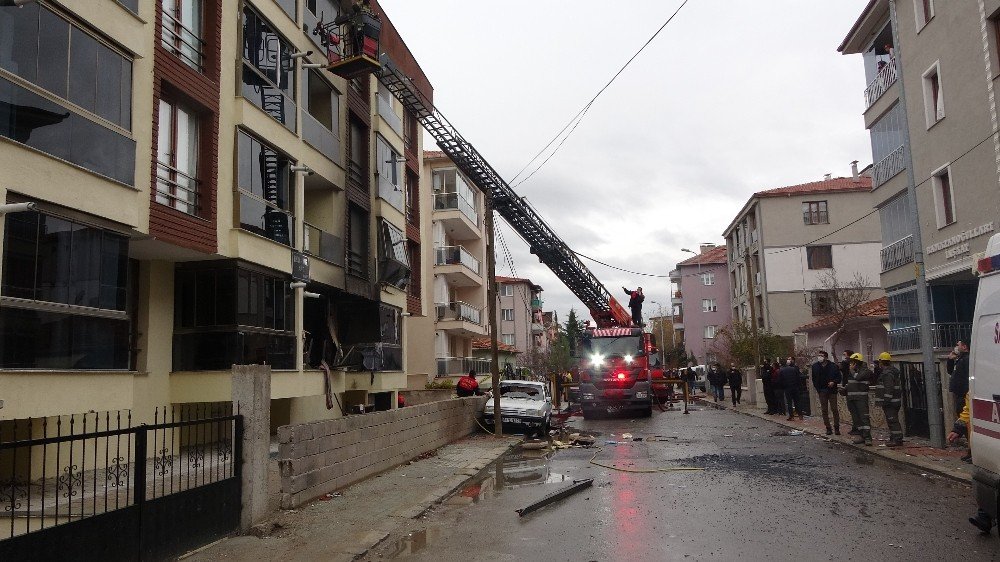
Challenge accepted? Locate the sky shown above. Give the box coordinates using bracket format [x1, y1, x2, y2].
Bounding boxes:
[379, 0, 874, 325]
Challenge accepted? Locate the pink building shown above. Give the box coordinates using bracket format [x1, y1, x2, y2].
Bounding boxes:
[670, 245, 732, 365]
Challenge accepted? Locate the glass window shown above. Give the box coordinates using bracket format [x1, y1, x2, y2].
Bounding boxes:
[501, 308, 515, 321]
[811, 290, 836, 316]
[870, 103, 904, 165]
[68, 27, 99, 114]
[0, 2, 40, 83]
[802, 201, 829, 225]
[305, 70, 337, 130]
[806, 246, 833, 269]
[242, 7, 296, 132]
[502, 334, 515, 346]
[237, 131, 293, 245]
[701, 272, 715, 286]
[888, 287, 919, 329]
[879, 194, 911, 246]
[500, 284, 514, 297]
[376, 135, 403, 211]
[933, 168, 955, 228]
[701, 299, 717, 312]
[156, 99, 200, 215]
[378, 218, 410, 289]
[161, 0, 205, 71]
[704, 325, 717, 339]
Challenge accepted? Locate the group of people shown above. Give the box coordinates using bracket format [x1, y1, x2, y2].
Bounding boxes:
[759, 351, 904, 446]
[705, 363, 745, 405]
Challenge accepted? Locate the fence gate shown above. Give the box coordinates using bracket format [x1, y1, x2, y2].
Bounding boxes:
[897, 361, 943, 438]
[0, 406, 243, 561]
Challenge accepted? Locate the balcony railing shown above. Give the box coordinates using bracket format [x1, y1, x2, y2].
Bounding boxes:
[435, 301, 482, 325]
[434, 192, 478, 225]
[881, 235, 914, 272]
[154, 160, 200, 215]
[437, 356, 491, 377]
[864, 58, 897, 109]
[161, 10, 205, 72]
[304, 222, 345, 266]
[302, 110, 341, 165]
[873, 145, 905, 188]
[434, 245, 481, 274]
[887, 322, 973, 352]
[531, 298, 543, 310]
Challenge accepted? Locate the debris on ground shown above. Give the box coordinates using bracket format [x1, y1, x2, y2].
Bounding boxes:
[516, 479, 594, 517]
[788, 430, 805, 436]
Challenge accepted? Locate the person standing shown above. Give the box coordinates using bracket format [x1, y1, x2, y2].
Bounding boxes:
[760, 361, 778, 414]
[950, 342, 970, 416]
[622, 286, 645, 327]
[727, 364, 743, 406]
[840, 349, 859, 434]
[811, 351, 841, 435]
[845, 353, 873, 446]
[707, 363, 726, 403]
[682, 362, 696, 398]
[875, 352, 903, 447]
[779, 357, 803, 420]
[771, 360, 786, 415]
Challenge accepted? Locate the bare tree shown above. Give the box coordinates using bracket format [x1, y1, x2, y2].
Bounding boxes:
[814, 270, 875, 357]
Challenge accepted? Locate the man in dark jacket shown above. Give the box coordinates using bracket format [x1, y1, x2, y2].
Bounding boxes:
[760, 361, 779, 414]
[727, 364, 743, 406]
[840, 349, 858, 434]
[622, 286, 644, 326]
[811, 351, 841, 435]
[779, 357, 803, 420]
[707, 363, 727, 403]
[950, 341, 970, 416]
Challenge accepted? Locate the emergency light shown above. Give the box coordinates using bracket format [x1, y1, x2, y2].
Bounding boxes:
[978, 253, 1000, 275]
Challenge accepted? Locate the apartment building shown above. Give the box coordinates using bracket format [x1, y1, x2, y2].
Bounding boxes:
[405, 150, 489, 384]
[840, 0, 1000, 362]
[496, 276, 543, 356]
[0, 0, 430, 424]
[669, 244, 731, 365]
[722, 174, 884, 339]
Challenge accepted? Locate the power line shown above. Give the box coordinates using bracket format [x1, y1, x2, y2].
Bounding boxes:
[509, 0, 692, 188]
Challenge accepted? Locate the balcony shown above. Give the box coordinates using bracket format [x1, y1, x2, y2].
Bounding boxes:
[864, 57, 897, 109]
[434, 192, 480, 240]
[377, 92, 403, 137]
[302, 110, 342, 166]
[434, 245, 482, 287]
[437, 356, 491, 377]
[531, 298, 543, 310]
[435, 301, 486, 336]
[887, 322, 973, 352]
[531, 323, 544, 335]
[872, 145, 905, 189]
[304, 222, 344, 266]
[881, 235, 914, 272]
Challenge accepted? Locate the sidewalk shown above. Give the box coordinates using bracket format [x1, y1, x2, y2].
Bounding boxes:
[696, 398, 972, 483]
[184, 433, 520, 562]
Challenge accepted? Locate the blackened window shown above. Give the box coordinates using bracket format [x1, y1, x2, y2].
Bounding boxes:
[347, 203, 369, 278]
[407, 240, 420, 299]
[378, 218, 409, 289]
[806, 245, 833, 269]
[237, 130, 294, 246]
[0, 211, 130, 369]
[241, 7, 296, 132]
[811, 290, 836, 316]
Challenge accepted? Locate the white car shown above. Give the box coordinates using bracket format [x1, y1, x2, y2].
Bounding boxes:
[483, 380, 553, 436]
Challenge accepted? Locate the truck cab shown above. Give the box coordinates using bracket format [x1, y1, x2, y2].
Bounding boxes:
[575, 327, 656, 419]
[969, 233, 1000, 525]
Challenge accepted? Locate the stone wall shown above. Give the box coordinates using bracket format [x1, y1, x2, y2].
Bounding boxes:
[400, 389, 455, 406]
[277, 397, 486, 509]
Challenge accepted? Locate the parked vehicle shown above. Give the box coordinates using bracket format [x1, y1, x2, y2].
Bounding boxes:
[968, 233, 1000, 527]
[483, 380, 552, 436]
[575, 327, 659, 419]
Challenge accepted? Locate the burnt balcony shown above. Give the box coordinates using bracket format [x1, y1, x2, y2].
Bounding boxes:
[434, 245, 482, 287]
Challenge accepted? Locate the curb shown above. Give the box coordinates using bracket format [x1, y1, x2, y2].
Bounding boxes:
[719, 402, 972, 484]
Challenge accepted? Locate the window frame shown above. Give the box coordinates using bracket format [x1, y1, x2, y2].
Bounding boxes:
[811, 290, 836, 316]
[922, 61, 944, 128]
[931, 163, 956, 228]
[802, 201, 829, 225]
[156, 97, 201, 215]
[700, 271, 715, 286]
[499, 284, 514, 297]
[236, 129, 295, 246]
[806, 245, 833, 270]
[914, 0, 934, 30]
[501, 308, 515, 321]
[241, 7, 297, 130]
[377, 218, 410, 289]
[701, 298, 717, 313]
[501, 334, 516, 346]
[704, 325, 717, 339]
[160, 0, 205, 72]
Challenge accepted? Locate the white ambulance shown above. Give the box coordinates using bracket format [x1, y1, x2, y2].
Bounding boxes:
[970, 232, 1000, 526]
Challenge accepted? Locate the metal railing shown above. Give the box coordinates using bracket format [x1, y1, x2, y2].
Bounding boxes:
[437, 356, 491, 377]
[873, 144, 905, 188]
[864, 58, 897, 109]
[880, 235, 914, 272]
[434, 245, 481, 274]
[435, 301, 482, 325]
[304, 223, 345, 266]
[161, 10, 205, 72]
[434, 192, 478, 225]
[887, 322, 973, 352]
[155, 161, 200, 215]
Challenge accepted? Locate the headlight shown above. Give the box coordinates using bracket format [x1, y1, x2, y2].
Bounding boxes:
[591, 354, 604, 367]
[624, 354, 634, 364]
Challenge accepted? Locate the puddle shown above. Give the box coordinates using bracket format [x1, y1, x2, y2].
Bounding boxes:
[384, 527, 443, 557]
[449, 445, 567, 505]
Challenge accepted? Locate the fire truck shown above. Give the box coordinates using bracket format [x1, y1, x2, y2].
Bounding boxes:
[321, 19, 666, 416]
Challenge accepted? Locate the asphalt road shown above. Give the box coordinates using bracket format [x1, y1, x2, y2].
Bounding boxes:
[365, 406, 998, 562]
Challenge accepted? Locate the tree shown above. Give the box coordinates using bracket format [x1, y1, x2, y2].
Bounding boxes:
[709, 321, 791, 368]
[814, 270, 875, 358]
[563, 308, 586, 355]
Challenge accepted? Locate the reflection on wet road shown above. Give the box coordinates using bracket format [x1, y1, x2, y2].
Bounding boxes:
[366, 408, 998, 561]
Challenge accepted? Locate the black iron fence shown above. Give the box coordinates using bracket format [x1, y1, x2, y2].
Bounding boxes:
[0, 404, 243, 561]
[896, 361, 944, 438]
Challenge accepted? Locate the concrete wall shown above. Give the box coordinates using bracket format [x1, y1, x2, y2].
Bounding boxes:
[399, 389, 455, 406]
[277, 396, 486, 508]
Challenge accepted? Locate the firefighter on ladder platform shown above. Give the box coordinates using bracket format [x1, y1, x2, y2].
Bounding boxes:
[334, 0, 377, 59]
[622, 286, 644, 327]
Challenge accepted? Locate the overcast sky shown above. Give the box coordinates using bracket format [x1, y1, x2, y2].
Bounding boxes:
[380, 0, 873, 324]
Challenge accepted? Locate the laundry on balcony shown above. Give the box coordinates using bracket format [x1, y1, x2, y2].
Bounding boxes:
[314, 6, 381, 79]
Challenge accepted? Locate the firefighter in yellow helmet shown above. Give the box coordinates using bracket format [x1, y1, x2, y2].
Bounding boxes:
[844, 352, 874, 446]
[875, 352, 904, 447]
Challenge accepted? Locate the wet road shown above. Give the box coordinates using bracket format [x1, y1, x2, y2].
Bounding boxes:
[365, 406, 999, 561]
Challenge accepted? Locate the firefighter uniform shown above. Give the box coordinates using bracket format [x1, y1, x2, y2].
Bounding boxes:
[875, 353, 904, 446]
[845, 353, 873, 446]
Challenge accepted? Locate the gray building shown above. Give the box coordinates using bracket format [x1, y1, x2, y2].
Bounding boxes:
[496, 276, 543, 356]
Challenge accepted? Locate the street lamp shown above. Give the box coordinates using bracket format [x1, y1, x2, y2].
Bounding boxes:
[681, 247, 701, 274]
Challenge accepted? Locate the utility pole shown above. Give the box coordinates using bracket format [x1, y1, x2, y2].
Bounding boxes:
[484, 192, 502, 437]
[890, 0, 944, 448]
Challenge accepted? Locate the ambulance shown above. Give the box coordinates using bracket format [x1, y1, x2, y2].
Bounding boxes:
[969, 232, 1000, 527]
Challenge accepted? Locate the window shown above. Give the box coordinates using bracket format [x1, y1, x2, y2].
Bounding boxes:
[241, 8, 296, 131]
[802, 201, 829, 225]
[499, 284, 514, 297]
[404, 109, 418, 154]
[173, 263, 294, 370]
[501, 308, 515, 321]
[432, 168, 478, 224]
[915, 0, 934, 29]
[879, 192, 912, 246]
[161, 0, 204, 71]
[806, 245, 833, 269]
[376, 81, 402, 135]
[870, 103, 904, 164]
[376, 135, 403, 211]
[378, 219, 410, 289]
[932, 166, 956, 228]
[922, 62, 944, 127]
[347, 118, 367, 189]
[811, 290, 836, 316]
[302, 70, 340, 161]
[701, 272, 715, 286]
[156, 99, 200, 215]
[405, 171, 419, 225]
[0, 212, 130, 369]
[304, 0, 339, 52]
[0, 4, 135, 184]
[701, 299, 717, 312]
[347, 203, 369, 278]
[502, 334, 515, 346]
[704, 325, 717, 339]
[407, 241, 421, 298]
[237, 131, 293, 245]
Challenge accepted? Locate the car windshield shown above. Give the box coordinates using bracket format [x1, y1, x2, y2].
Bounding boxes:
[500, 384, 543, 400]
[580, 336, 641, 358]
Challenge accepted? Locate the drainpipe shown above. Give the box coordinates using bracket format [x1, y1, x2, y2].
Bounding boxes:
[890, 0, 945, 448]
